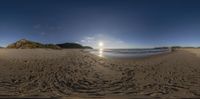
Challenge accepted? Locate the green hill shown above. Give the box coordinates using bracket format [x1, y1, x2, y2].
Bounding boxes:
[7, 39, 60, 49]
[6, 39, 93, 49]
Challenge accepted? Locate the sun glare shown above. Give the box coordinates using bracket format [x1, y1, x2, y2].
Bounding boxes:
[98, 48, 103, 57]
[99, 41, 104, 47]
[98, 41, 104, 57]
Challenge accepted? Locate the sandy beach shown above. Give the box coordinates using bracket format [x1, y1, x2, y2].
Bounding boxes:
[0, 49, 199, 98]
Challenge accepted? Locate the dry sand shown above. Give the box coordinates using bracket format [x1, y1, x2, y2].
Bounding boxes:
[0, 49, 199, 98]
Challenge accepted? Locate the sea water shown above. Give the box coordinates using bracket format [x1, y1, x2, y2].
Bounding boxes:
[88, 48, 171, 58]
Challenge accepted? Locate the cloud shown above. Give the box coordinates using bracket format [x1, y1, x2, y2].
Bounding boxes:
[85, 36, 94, 40]
[81, 40, 86, 43]
[79, 34, 134, 48]
[33, 24, 41, 29]
[40, 32, 46, 36]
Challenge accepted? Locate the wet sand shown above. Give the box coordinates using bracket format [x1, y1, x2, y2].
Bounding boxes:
[0, 49, 199, 98]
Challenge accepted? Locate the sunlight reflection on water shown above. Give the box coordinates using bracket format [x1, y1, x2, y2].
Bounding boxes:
[98, 48, 103, 57]
[90, 48, 170, 58]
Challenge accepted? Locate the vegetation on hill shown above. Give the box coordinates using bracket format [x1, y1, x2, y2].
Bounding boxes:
[83, 46, 93, 49]
[7, 39, 60, 49]
[6, 39, 93, 49]
[56, 43, 92, 49]
[56, 43, 83, 48]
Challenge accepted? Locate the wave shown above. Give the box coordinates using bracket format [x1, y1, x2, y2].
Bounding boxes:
[89, 48, 171, 58]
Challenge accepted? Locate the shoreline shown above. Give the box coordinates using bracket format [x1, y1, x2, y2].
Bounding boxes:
[88, 48, 171, 59]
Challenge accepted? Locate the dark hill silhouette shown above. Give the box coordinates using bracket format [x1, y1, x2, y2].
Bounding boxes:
[56, 43, 93, 49]
[83, 46, 93, 49]
[56, 43, 82, 48]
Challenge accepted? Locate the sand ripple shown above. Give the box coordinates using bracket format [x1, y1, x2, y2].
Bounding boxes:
[0, 49, 199, 98]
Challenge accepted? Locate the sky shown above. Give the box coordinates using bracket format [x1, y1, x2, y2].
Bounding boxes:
[1, 0, 200, 48]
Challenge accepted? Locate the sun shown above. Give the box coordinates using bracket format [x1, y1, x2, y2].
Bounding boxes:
[98, 41, 104, 47]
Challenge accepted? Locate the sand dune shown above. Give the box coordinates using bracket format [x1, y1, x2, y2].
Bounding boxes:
[0, 49, 199, 98]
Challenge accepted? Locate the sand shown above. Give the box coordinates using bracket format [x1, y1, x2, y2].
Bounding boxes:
[0, 49, 199, 98]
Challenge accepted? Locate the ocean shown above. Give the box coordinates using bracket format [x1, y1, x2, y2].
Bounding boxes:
[88, 48, 171, 58]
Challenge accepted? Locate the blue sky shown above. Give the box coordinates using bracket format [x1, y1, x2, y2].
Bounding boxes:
[1, 0, 200, 48]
